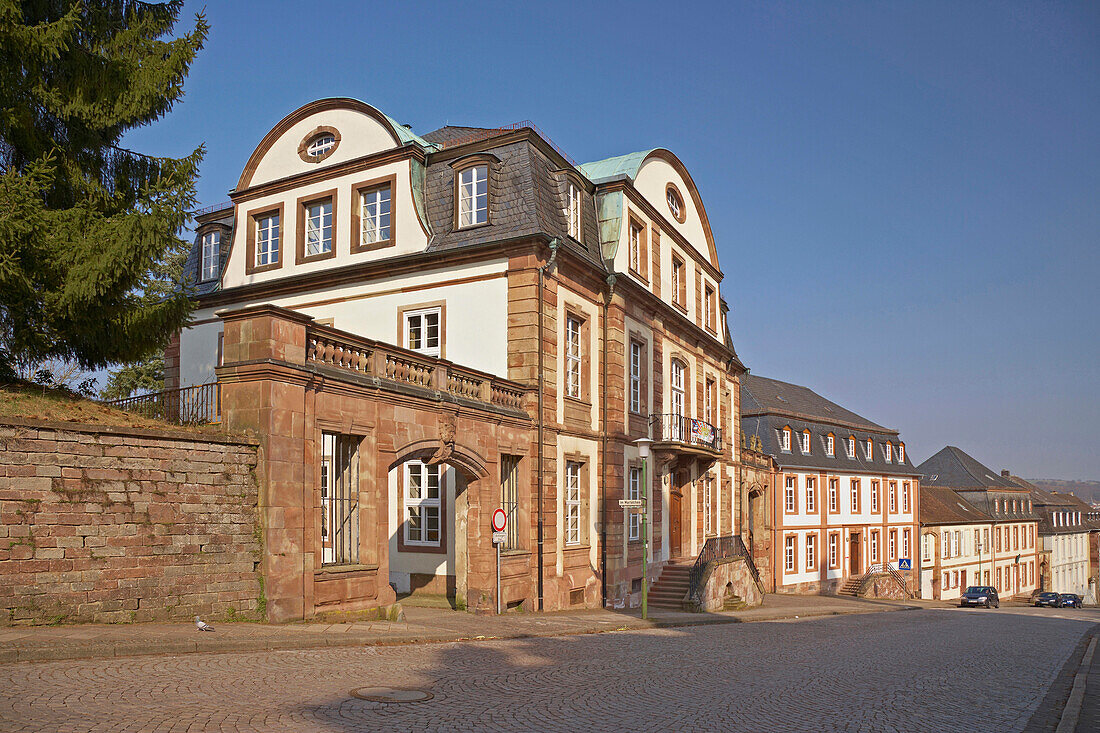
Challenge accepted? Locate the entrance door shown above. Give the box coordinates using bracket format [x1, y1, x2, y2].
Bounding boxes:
[849, 532, 861, 575]
[670, 490, 682, 559]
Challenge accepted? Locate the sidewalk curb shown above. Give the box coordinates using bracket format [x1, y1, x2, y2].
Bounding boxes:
[1, 603, 921, 664]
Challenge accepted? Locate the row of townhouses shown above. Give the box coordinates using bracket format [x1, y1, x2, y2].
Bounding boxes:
[170, 98, 1097, 620]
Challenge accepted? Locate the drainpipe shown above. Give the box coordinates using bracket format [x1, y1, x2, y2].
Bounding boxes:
[600, 271, 616, 607]
[536, 238, 559, 612]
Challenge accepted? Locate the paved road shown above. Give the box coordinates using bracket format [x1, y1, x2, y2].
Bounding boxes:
[1, 606, 1095, 732]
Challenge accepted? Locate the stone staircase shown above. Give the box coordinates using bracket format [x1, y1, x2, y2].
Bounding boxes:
[837, 575, 864, 597]
[649, 562, 692, 610]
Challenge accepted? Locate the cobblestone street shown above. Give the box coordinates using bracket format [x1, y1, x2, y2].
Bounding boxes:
[2, 607, 1096, 732]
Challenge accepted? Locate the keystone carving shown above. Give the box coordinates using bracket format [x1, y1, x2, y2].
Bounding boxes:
[428, 413, 457, 465]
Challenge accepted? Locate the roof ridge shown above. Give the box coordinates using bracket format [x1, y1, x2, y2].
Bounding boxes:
[946, 446, 985, 487]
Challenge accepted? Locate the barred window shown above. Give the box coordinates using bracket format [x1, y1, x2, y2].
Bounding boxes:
[320, 432, 360, 565]
[501, 455, 521, 551]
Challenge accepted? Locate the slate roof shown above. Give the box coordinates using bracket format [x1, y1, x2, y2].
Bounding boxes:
[920, 486, 991, 525]
[740, 375, 917, 476]
[917, 447, 1024, 491]
[184, 208, 234, 296]
[420, 125, 497, 147]
[741, 375, 890, 432]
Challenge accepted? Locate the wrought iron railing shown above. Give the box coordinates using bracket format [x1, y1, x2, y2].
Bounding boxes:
[687, 535, 763, 603]
[650, 413, 722, 452]
[104, 382, 221, 425]
[861, 562, 915, 599]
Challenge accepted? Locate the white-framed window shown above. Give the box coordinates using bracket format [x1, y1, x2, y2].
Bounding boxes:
[780, 427, 791, 452]
[629, 222, 642, 273]
[888, 530, 896, 560]
[305, 200, 333, 255]
[565, 461, 582, 546]
[458, 165, 488, 227]
[667, 187, 682, 219]
[784, 535, 796, 573]
[923, 535, 932, 561]
[703, 476, 713, 536]
[953, 530, 961, 556]
[704, 284, 715, 331]
[568, 183, 582, 240]
[784, 476, 795, 513]
[671, 256, 685, 306]
[404, 308, 441, 357]
[255, 214, 279, 267]
[806, 533, 816, 569]
[871, 481, 879, 513]
[846, 437, 855, 459]
[889, 482, 897, 513]
[870, 531, 879, 562]
[565, 315, 582, 399]
[501, 455, 520, 551]
[851, 479, 861, 512]
[902, 529, 910, 559]
[865, 439, 873, 460]
[943, 530, 951, 558]
[801, 431, 811, 454]
[805, 477, 816, 513]
[826, 435, 834, 456]
[829, 533, 839, 568]
[942, 572, 950, 590]
[629, 340, 643, 414]
[307, 133, 336, 157]
[201, 230, 220, 281]
[902, 482, 910, 513]
[704, 379, 715, 426]
[360, 185, 392, 244]
[885, 443, 893, 462]
[898, 444, 905, 462]
[670, 360, 685, 417]
[404, 461, 441, 546]
[627, 466, 641, 541]
[828, 478, 838, 512]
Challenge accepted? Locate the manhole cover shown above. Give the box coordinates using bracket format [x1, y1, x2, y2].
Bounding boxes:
[350, 687, 434, 703]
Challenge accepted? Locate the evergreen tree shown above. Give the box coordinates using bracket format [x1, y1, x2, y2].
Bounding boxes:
[0, 0, 208, 379]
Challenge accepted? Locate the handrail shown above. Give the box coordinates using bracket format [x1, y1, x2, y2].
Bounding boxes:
[103, 382, 221, 426]
[305, 322, 529, 414]
[687, 535, 763, 603]
[861, 562, 914, 599]
[650, 413, 722, 452]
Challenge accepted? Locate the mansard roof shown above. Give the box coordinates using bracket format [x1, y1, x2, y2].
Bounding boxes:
[740, 375, 916, 476]
[741, 374, 891, 433]
[920, 486, 991, 526]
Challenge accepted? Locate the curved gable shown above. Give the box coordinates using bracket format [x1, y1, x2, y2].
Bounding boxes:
[237, 98, 410, 191]
[632, 149, 719, 268]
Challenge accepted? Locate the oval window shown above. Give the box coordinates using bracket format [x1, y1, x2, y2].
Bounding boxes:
[666, 183, 686, 223]
[306, 133, 336, 158]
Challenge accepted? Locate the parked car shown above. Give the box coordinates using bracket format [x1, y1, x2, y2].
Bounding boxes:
[1058, 593, 1082, 608]
[959, 586, 999, 608]
[1034, 592, 1061, 608]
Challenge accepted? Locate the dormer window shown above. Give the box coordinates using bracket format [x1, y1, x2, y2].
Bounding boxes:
[993, 499, 999, 512]
[885, 442, 893, 463]
[846, 437, 855, 459]
[898, 443, 905, 462]
[826, 434, 835, 457]
[780, 427, 791, 452]
[307, 133, 335, 158]
[457, 164, 488, 228]
[865, 439, 873, 460]
[568, 183, 582, 240]
[200, 230, 220, 281]
[801, 431, 811, 454]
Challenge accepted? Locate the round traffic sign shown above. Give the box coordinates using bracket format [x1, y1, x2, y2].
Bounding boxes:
[491, 508, 507, 532]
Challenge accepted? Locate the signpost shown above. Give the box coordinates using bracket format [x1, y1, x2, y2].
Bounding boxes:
[899, 558, 912, 571]
[491, 508, 507, 614]
[634, 437, 653, 619]
[619, 499, 644, 510]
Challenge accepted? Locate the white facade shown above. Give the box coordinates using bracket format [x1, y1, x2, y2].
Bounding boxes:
[919, 521, 1039, 601]
[1044, 530, 1091, 596]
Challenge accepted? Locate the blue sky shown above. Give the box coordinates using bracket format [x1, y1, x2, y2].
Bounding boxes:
[128, 1, 1100, 479]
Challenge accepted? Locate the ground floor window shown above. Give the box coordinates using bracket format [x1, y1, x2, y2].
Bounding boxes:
[784, 535, 796, 573]
[501, 455, 521, 550]
[703, 475, 714, 536]
[627, 466, 642, 541]
[405, 461, 441, 547]
[320, 432, 360, 565]
[565, 461, 583, 546]
[902, 529, 911, 559]
[829, 532, 839, 568]
[805, 533, 816, 570]
[870, 531, 879, 563]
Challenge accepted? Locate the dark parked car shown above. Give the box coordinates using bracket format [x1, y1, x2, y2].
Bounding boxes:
[1035, 592, 1061, 607]
[959, 586, 999, 608]
[1058, 593, 1082, 608]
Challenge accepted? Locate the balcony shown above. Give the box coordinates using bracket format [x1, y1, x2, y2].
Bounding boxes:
[650, 413, 722, 457]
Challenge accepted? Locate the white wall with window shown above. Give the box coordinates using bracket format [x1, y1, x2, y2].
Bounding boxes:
[556, 288, 599, 427]
[387, 461, 458, 594]
[557, 437, 599, 572]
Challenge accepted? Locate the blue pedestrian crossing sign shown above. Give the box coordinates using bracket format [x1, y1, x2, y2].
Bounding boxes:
[898, 558, 912, 570]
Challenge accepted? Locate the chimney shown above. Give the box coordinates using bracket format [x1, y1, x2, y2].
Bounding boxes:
[1001, 470, 1010, 477]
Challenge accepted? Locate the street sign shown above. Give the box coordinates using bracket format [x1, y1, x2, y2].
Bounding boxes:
[898, 558, 912, 570]
[492, 531, 507, 544]
[491, 508, 507, 533]
[619, 499, 644, 510]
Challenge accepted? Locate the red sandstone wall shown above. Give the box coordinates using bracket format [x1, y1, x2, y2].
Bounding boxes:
[0, 418, 261, 626]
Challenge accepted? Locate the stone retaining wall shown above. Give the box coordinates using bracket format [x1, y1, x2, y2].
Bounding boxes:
[0, 418, 261, 626]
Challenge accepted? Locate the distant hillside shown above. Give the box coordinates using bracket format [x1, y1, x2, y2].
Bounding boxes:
[1027, 479, 1100, 505]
